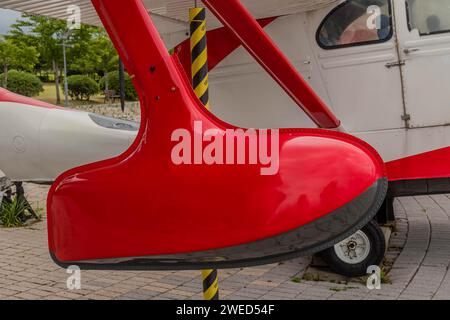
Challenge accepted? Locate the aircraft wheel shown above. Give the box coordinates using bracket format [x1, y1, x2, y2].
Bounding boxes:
[320, 220, 385, 277]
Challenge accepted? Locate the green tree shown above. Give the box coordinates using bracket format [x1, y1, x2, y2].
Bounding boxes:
[92, 33, 118, 92]
[70, 29, 118, 88]
[100, 70, 138, 101]
[10, 14, 67, 104]
[9, 15, 114, 105]
[0, 38, 38, 88]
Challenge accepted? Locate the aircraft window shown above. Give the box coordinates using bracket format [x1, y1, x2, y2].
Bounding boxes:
[406, 0, 450, 36]
[317, 0, 392, 49]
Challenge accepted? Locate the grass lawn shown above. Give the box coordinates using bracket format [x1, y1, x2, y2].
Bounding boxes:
[34, 83, 105, 106]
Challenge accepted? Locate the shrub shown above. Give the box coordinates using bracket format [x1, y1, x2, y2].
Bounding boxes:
[100, 71, 138, 101]
[0, 70, 43, 97]
[0, 196, 28, 228]
[67, 75, 100, 101]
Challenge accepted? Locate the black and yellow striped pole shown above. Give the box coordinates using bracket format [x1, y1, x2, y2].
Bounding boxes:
[190, 7, 210, 110]
[189, 6, 218, 301]
[201, 269, 219, 300]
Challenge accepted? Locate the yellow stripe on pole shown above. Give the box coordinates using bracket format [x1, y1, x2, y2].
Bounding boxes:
[204, 278, 219, 300]
[189, 7, 210, 110]
[190, 21, 206, 48]
[189, 7, 205, 24]
[202, 269, 219, 300]
[191, 48, 208, 77]
[194, 74, 209, 97]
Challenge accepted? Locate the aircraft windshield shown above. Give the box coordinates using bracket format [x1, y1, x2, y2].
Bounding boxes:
[317, 0, 392, 49]
[406, 0, 450, 35]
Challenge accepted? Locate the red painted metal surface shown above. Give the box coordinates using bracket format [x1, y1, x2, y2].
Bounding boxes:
[202, 0, 340, 129]
[0, 88, 65, 109]
[174, 17, 277, 80]
[386, 147, 450, 181]
[47, 0, 385, 264]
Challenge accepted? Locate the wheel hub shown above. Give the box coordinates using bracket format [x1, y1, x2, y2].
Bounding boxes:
[334, 230, 371, 265]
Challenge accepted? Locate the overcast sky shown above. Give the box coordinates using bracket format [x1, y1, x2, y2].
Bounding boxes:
[0, 9, 21, 35]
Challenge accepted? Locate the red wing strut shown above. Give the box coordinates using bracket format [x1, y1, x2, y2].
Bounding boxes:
[202, 0, 340, 129]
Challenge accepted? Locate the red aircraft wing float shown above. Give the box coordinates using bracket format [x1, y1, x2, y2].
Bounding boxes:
[47, 0, 387, 269]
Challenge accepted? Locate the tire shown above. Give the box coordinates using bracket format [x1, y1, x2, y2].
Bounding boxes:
[319, 220, 386, 277]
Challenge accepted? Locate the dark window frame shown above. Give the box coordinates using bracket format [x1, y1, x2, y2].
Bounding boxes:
[405, 0, 450, 37]
[316, 0, 394, 50]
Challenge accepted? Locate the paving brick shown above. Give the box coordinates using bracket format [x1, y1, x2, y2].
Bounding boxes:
[2, 183, 450, 300]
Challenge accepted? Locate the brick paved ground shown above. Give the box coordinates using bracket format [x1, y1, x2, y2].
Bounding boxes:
[2, 181, 450, 300]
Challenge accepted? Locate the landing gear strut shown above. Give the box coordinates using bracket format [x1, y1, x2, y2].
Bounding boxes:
[14, 182, 39, 220]
[0, 180, 39, 222]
